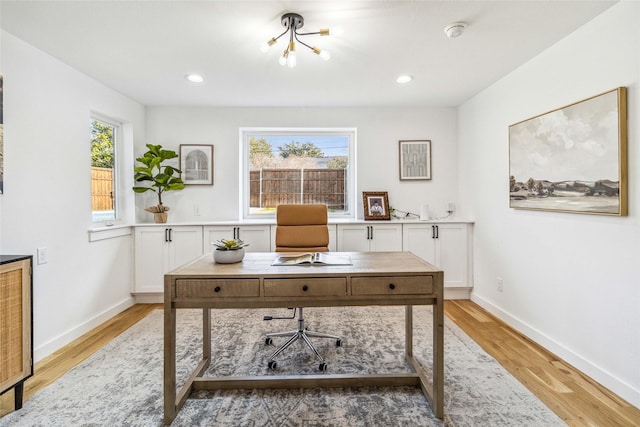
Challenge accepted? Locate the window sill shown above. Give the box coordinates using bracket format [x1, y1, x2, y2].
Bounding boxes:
[88, 225, 133, 242]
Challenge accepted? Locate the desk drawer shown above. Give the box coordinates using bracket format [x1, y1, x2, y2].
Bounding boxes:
[264, 278, 347, 297]
[351, 276, 433, 295]
[176, 279, 260, 298]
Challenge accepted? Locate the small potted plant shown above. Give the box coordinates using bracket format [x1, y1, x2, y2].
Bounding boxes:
[212, 239, 249, 264]
[132, 144, 185, 223]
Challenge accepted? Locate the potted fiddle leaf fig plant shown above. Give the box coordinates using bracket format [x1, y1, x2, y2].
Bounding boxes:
[132, 144, 185, 223]
[211, 239, 249, 264]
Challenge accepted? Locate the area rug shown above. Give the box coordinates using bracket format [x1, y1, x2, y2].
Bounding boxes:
[0, 306, 564, 426]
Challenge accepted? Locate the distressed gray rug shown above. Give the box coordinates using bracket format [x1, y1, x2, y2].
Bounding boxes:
[0, 307, 564, 426]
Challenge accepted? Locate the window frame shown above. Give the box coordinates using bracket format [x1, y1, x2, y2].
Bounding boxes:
[90, 113, 121, 225]
[239, 127, 357, 220]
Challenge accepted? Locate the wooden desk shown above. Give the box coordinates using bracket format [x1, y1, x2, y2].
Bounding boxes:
[164, 251, 444, 424]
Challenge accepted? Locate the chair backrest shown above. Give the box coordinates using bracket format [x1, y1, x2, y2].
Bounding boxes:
[275, 204, 329, 253]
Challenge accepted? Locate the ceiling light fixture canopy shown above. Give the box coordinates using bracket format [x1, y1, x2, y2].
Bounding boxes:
[261, 12, 330, 68]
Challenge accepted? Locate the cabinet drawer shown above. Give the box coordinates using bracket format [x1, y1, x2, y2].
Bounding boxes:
[176, 279, 260, 298]
[264, 278, 347, 297]
[351, 276, 433, 295]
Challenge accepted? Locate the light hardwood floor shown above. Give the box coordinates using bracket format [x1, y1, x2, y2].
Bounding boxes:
[2, 301, 639, 426]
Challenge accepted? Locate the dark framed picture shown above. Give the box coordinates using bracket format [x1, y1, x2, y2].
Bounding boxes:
[363, 191, 390, 220]
[399, 140, 431, 180]
[180, 144, 214, 185]
[509, 87, 627, 216]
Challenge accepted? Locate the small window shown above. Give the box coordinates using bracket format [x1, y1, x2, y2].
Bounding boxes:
[90, 116, 119, 223]
[241, 128, 356, 219]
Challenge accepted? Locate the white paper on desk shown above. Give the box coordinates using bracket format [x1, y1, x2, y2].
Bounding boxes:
[271, 252, 352, 266]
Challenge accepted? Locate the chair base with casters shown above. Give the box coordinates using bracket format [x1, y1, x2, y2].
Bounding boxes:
[264, 307, 342, 371]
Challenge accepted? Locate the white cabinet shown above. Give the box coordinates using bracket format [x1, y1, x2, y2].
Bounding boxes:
[403, 223, 471, 290]
[134, 226, 203, 293]
[336, 223, 403, 252]
[203, 225, 271, 253]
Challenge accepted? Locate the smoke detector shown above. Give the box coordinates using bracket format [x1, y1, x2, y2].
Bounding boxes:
[444, 22, 467, 38]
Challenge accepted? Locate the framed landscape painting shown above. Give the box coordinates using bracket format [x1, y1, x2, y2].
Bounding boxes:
[509, 87, 627, 216]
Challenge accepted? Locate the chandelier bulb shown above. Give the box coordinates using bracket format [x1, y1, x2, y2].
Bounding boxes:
[287, 50, 297, 68]
[319, 50, 330, 61]
[279, 50, 288, 66]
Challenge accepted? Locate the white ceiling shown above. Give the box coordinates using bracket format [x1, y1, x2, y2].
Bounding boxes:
[0, 0, 617, 107]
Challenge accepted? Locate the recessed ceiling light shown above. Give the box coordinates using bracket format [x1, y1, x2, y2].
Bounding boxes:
[396, 75, 413, 84]
[185, 73, 204, 83]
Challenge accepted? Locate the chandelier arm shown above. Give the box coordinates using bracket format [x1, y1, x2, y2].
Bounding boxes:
[293, 32, 314, 51]
[295, 31, 323, 36]
[272, 28, 289, 42]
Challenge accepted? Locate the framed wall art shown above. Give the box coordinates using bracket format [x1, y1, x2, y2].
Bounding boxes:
[362, 191, 390, 220]
[399, 140, 431, 180]
[0, 74, 4, 194]
[180, 144, 214, 185]
[509, 87, 627, 216]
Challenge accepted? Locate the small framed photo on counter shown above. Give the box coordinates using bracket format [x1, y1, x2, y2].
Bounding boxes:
[363, 191, 390, 220]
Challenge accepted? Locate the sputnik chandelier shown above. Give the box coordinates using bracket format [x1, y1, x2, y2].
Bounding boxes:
[261, 12, 330, 68]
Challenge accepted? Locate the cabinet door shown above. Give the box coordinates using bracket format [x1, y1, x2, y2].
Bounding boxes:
[134, 227, 169, 293]
[336, 224, 370, 252]
[435, 224, 468, 288]
[204, 225, 271, 253]
[337, 224, 403, 252]
[167, 226, 203, 270]
[134, 226, 202, 293]
[0, 258, 32, 394]
[237, 226, 271, 252]
[369, 224, 403, 252]
[403, 223, 436, 264]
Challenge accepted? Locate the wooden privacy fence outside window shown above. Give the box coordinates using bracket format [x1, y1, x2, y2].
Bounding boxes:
[91, 168, 345, 212]
[91, 167, 113, 211]
[250, 168, 345, 209]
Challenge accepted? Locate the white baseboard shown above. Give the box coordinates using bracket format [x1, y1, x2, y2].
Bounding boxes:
[470, 292, 640, 409]
[444, 287, 471, 300]
[133, 292, 163, 304]
[34, 296, 135, 363]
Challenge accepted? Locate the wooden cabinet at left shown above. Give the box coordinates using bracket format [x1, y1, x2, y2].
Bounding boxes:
[0, 255, 33, 411]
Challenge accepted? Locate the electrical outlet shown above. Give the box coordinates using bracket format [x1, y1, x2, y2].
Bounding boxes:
[497, 277, 503, 292]
[37, 247, 48, 265]
[194, 205, 201, 216]
[447, 202, 455, 213]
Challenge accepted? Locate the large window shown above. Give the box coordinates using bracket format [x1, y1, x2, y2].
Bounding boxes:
[241, 128, 356, 219]
[90, 116, 120, 223]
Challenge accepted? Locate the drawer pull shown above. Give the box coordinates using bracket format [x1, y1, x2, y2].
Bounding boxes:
[214, 286, 221, 293]
[389, 283, 396, 290]
[302, 285, 309, 292]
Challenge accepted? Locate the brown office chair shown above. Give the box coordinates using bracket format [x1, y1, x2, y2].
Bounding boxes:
[264, 204, 342, 371]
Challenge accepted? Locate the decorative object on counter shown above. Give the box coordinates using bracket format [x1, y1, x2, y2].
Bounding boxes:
[399, 140, 431, 180]
[390, 207, 420, 220]
[362, 191, 390, 220]
[179, 144, 214, 185]
[509, 87, 627, 216]
[212, 239, 249, 264]
[133, 144, 185, 223]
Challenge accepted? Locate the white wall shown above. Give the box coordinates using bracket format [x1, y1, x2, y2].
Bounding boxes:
[458, 1, 640, 407]
[143, 107, 458, 222]
[0, 32, 145, 361]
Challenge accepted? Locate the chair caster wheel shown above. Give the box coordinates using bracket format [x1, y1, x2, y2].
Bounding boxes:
[319, 362, 328, 372]
[268, 360, 277, 369]
[265, 337, 273, 345]
[336, 339, 342, 347]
